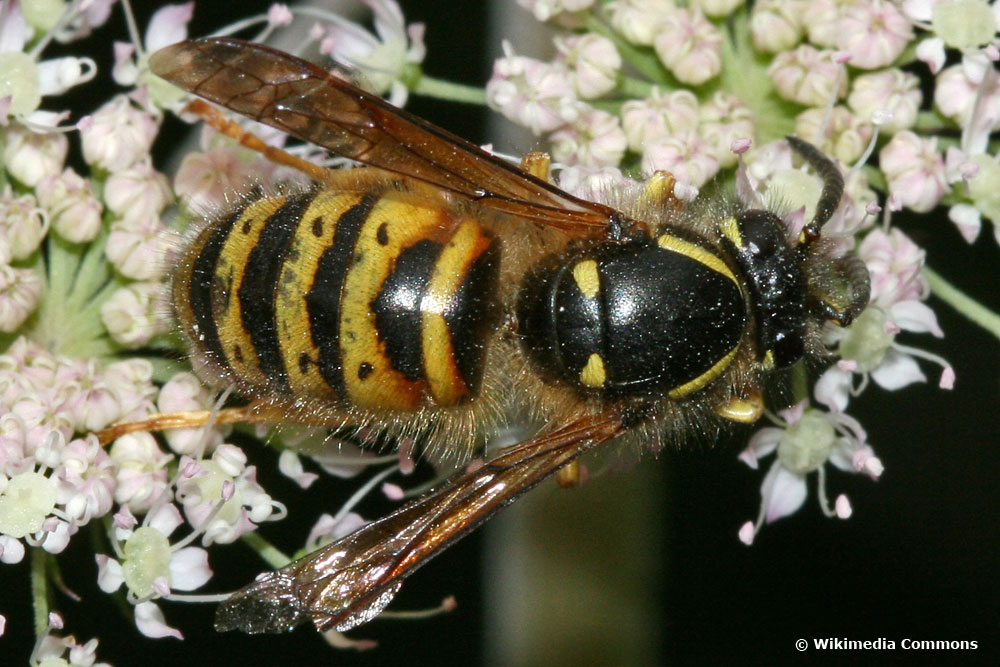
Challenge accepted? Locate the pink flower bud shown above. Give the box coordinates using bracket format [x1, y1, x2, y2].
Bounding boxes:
[699, 92, 755, 168]
[605, 0, 677, 45]
[35, 168, 102, 243]
[0, 265, 42, 333]
[104, 160, 172, 223]
[641, 132, 721, 188]
[750, 0, 804, 53]
[79, 96, 158, 172]
[621, 88, 699, 153]
[837, 1, 914, 70]
[653, 8, 722, 86]
[879, 132, 948, 213]
[105, 215, 168, 280]
[555, 33, 621, 99]
[549, 107, 626, 167]
[848, 69, 921, 134]
[0, 187, 47, 263]
[795, 106, 873, 165]
[486, 43, 578, 135]
[100, 281, 164, 348]
[769, 45, 846, 107]
[2, 123, 68, 187]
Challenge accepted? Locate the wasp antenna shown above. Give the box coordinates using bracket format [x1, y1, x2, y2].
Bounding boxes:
[786, 136, 844, 241]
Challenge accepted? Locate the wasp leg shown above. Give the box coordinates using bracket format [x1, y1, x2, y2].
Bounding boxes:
[182, 99, 397, 190]
[556, 460, 583, 488]
[715, 390, 764, 424]
[92, 401, 296, 446]
[519, 151, 551, 180]
[640, 170, 682, 211]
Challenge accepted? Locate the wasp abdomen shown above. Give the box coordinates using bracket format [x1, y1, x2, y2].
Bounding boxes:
[174, 188, 500, 413]
[517, 236, 746, 399]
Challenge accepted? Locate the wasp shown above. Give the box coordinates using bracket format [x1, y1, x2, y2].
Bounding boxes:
[98, 36, 870, 635]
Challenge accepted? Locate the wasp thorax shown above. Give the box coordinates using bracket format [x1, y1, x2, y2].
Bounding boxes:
[516, 237, 746, 399]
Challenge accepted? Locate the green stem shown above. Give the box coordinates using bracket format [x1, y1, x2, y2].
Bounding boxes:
[620, 75, 654, 99]
[412, 75, 487, 105]
[31, 547, 49, 636]
[924, 265, 1000, 343]
[240, 531, 291, 569]
[791, 363, 810, 403]
[583, 13, 671, 86]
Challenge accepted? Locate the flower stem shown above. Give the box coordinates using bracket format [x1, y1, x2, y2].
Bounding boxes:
[583, 13, 671, 86]
[240, 531, 291, 569]
[412, 75, 487, 105]
[924, 265, 1000, 342]
[31, 547, 49, 636]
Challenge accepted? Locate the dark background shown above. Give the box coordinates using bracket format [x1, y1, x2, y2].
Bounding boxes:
[4, 1, 998, 665]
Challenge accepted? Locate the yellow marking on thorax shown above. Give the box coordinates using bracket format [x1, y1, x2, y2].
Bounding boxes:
[421, 218, 492, 407]
[572, 259, 601, 299]
[667, 344, 740, 399]
[657, 233, 739, 285]
[579, 352, 607, 388]
[718, 216, 742, 248]
[275, 190, 363, 399]
[340, 194, 451, 411]
[213, 196, 287, 385]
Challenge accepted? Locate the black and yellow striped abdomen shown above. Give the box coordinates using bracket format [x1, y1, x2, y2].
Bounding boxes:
[174, 188, 500, 412]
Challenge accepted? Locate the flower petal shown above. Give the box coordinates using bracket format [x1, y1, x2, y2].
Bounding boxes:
[763, 465, 807, 523]
[889, 300, 943, 337]
[168, 546, 212, 591]
[134, 601, 183, 640]
[871, 350, 926, 390]
[144, 3, 194, 53]
[815, 367, 852, 411]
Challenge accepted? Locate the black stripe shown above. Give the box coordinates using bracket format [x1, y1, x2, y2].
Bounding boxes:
[238, 192, 318, 390]
[372, 239, 443, 381]
[308, 192, 380, 397]
[443, 240, 500, 394]
[186, 208, 241, 372]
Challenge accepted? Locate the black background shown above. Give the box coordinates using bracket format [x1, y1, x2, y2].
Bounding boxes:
[3, 1, 998, 665]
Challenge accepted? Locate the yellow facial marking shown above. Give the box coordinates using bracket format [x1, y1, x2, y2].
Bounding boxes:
[667, 345, 739, 399]
[579, 352, 607, 388]
[657, 234, 739, 285]
[572, 259, 601, 299]
[762, 349, 775, 370]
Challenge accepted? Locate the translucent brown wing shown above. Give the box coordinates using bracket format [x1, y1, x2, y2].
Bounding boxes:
[214, 413, 624, 634]
[149, 37, 620, 234]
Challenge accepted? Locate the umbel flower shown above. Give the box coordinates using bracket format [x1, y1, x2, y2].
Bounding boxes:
[0, 0, 997, 662]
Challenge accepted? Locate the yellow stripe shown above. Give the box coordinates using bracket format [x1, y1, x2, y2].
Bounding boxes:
[275, 191, 362, 399]
[657, 233, 739, 285]
[421, 218, 491, 406]
[667, 344, 740, 399]
[571, 259, 600, 299]
[579, 352, 607, 388]
[718, 216, 742, 248]
[214, 196, 287, 385]
[340, 194, 447, 411]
